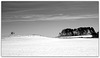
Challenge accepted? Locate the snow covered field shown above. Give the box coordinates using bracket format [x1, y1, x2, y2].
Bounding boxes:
[1, 35, 98, 56]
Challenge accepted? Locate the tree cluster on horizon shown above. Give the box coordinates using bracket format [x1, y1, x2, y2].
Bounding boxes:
[58, 27, 99, 38]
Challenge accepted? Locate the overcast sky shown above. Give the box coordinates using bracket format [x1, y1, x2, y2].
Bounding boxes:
[2, 1, 99, 37]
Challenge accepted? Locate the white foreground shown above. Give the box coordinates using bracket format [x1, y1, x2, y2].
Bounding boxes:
[2, 35, 98, 56]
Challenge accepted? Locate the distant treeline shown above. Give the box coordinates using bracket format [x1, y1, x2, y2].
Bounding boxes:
[58, 27, 99, 38]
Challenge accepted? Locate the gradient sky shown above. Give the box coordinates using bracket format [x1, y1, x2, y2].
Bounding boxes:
[2, 1, 99, 37]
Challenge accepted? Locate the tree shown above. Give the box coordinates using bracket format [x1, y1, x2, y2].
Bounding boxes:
[59, 27, 97, 38]
[97, 32, 99, 38]
[59, 28, 74, 36]
[73, 29, 78, 36]
[90, 27, 96, 34]
[92, 31, 99, 38]
[11, 32, 15, 35]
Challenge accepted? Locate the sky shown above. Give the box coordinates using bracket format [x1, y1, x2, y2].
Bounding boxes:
[1, 1, 99, 37]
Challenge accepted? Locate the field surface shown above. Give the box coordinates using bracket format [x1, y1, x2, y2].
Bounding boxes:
[1, 35, 98, 56]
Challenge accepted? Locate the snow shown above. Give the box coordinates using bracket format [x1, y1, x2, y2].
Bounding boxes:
[1, 35, 98, 56]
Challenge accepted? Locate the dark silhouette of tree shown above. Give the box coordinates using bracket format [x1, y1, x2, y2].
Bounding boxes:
[97, 32, 99, 38]
[92, 31, 99, 38]
[59, 27, 99, 38]
[60, 28, 74, 36]
[11, 32, 15, 35]
[90, 27, 96, 34]
[73, 29, 78, 36]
